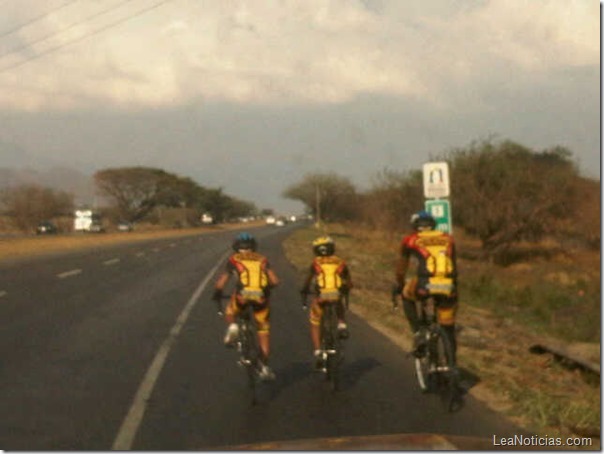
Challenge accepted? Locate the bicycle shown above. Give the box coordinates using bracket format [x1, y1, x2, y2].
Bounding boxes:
[216, 297, 263, 405]
[303, 294, 344, 392]
[392, 289, 462, 412]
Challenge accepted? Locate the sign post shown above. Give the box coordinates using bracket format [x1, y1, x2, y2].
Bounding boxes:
[425, 199, 452, 233]
[422, 161, 453, 234]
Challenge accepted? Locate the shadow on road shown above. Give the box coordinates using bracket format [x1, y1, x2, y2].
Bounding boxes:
[338, 357, 381, 391]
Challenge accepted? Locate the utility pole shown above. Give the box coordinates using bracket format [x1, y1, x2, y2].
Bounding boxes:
[315, 183, 321, 228]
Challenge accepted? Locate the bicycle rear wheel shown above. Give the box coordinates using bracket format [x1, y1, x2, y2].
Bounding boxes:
[238, 313, 259, 404]
[413, 327, 431, 393]
[432, 326, 460, 411]
[321, 304, 341, 392]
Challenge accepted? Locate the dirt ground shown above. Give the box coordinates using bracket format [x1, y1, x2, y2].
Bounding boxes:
[0, 222, 264, 263]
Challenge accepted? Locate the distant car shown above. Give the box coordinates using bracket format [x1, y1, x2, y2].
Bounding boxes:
[275, 217, 287, 227]
[265, 216, 276, 225]
[117, 221, 133, 232]
[89, 222, 105, 233]
[36, 221, 58, 235]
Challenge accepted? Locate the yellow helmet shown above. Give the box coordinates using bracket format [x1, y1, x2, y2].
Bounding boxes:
[312, 236, 335, 256]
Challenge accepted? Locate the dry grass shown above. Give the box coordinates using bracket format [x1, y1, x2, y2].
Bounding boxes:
[283, 224, 600, 446]
[0, 221, 265, 263]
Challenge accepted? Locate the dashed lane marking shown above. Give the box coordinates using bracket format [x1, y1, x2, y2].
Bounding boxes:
[103, 258, 120, 266]
[57, 269, 82, 279]
[111, 251, 229, 450]
[135, 252, 145, 257]
[0, 291, 7, 298]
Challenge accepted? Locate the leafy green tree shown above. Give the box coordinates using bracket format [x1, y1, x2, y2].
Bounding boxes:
[446, 140, 579, 261]
[283, 172, 357, 222]
[94, 167, 177, 222]
[361, 168, 423, 232]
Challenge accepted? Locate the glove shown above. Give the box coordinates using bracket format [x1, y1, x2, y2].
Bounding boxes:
[300, 288, 309, 310]
[212, 289, 224, 315]
[212, 288, 223, 302]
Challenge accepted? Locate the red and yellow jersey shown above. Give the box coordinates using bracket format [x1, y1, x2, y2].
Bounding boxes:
[399, 230, 457, 296]
[226, 251, 271, 302]
[307, 255, 351, 301]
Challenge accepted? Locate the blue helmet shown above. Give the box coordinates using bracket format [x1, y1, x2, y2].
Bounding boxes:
[232, 232, 257, 251]
[410, 210, 436, 230]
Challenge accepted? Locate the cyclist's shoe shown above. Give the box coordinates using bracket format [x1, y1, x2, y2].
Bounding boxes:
[314, 349, 325, 371]
[258, 363, 276, 381]
[223, 323, 239, 347]
[337, 322, 349, 339]
[412, 331, 427, 358]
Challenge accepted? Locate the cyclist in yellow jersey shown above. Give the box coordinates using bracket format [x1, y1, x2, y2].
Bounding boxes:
[212, 232, 279, 380]
[395, 211, 458, 363]
[300, 236, 353, 369]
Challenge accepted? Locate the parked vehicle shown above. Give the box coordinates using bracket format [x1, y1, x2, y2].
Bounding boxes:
[36, 221, 58, 235]
[117, 221, 133, 232]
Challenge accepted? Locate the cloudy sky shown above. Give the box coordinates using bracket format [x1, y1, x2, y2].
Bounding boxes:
[0, 0, 599, 212]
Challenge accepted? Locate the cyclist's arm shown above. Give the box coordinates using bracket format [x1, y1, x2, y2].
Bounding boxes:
[266, 263, 280, 287]
[214, 261, 235, 291]
[300, 264, 315, 293]
[341, 263, 353, 290]
[395, 244, 410, 287]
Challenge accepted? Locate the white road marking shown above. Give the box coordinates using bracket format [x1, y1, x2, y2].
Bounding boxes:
[57, 269, 82, 279]
[0, 291, 7, 298]
[151, 248, 160, 253]
[135, 252, 145, 257]
[103, 258, 120, 266]
[111, 252, 229, 450]
[169, 243, 176, 247]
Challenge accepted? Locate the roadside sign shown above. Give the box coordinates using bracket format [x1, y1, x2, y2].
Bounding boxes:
[425, 199, 452, 234]
[423, 162, 450, 198]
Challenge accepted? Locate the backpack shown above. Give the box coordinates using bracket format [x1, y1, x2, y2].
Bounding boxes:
[231, 252, 269, 302]
[312, 256, 346, 301]
[415, 231, 455, 296]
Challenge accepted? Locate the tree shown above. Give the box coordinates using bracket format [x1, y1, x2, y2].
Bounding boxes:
[446, 139, 579, 261]
[283, 172, 357, 222]
[94, 167, 188, 222]
[1, 184, 74, 232]
[360, 168, 423, 232]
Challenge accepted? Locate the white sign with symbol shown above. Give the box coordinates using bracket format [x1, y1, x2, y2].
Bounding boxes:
[423, 162, 450, 198]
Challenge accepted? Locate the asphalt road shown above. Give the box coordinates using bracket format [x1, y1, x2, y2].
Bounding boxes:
[0, 225, 524, 450]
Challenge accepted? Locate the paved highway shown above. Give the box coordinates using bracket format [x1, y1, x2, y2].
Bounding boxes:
[0, 225, 523, 449]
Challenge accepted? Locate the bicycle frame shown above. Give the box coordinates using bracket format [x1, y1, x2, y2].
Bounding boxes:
[235, 302, 261, 403]
[318, 300, 342, 391]
[413, 296, 460, 411]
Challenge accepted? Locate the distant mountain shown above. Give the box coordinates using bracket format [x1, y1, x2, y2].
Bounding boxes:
[0, 166, 96, 206]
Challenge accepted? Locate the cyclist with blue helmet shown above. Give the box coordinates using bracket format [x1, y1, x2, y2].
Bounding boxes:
[394, 210, 459, 363]
[212, 232, 279, 380]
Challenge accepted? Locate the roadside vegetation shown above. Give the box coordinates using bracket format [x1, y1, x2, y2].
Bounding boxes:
[281, 138, 600, 444]
[283, 224, 600, 444]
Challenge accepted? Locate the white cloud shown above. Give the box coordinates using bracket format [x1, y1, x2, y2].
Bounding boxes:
[0, 0, 598, 111]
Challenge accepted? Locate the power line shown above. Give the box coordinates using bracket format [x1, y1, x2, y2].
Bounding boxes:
[0, 0, 173, 75]
[0, 0, 80, 40]
[0, 0, 140, 61]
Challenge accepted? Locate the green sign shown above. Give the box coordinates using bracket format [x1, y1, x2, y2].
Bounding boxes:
[425, 199, 452, 234]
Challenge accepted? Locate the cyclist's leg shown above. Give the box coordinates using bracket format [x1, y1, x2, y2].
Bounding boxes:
[309, 298, 325, 368]
[436, 297, 458, 365]
[402, 277, 421, 332]
[253, 301, 275, 380]
[223, 294, 241, 345]
[335, 297, 349, 338]
[253, 301, 270, 361]
[309, 297, 324, 351]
